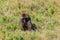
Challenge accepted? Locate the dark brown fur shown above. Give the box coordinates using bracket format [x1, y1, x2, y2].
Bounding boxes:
[20, 12, 31, 31]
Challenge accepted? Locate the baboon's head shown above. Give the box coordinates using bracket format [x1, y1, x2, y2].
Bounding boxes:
[22, 13, 26, 17]
[21, 11, 28, 18]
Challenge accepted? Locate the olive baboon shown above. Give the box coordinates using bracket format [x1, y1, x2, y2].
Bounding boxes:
[20, 12, 32, 31]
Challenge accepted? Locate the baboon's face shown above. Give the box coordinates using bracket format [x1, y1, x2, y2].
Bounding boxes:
[21, 13, 27, 18]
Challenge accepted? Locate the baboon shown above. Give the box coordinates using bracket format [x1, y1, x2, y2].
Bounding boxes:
[20, 11, 32, 31]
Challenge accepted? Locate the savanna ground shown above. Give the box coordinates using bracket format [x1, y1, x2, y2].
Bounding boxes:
[0, 0, 60, 40]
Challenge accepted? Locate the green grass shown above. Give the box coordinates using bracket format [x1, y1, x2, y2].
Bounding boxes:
[0, 0, 60, 40]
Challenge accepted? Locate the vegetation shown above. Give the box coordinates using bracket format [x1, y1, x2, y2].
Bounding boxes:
[0, 0, 60, 40]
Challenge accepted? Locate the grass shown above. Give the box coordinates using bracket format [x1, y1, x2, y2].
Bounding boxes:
[0, 0, 60, 40]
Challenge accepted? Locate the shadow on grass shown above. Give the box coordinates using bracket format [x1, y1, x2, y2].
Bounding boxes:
[31, 23, 37, 31]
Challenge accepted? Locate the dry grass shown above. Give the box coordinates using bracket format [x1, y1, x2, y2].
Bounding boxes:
[0, 0, 60, 40]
